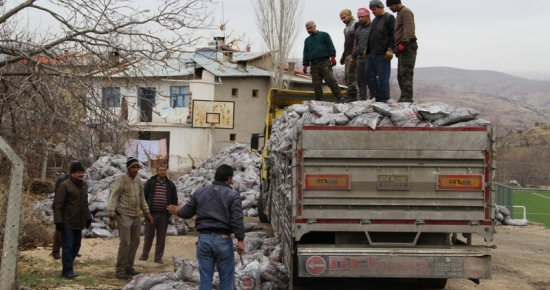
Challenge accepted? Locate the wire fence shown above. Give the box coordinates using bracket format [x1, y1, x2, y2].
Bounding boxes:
[0, 137, 25, 290]
[496, 162, 550, 188]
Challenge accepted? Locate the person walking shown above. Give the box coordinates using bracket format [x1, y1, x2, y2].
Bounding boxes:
[52, 162, 92, 279]
[366, 0, 395, 103]
[339, 9, 359, 102]
[168, 164, 245, 290]
[51, 161, 83, 260]
[107, 156, 154, 279]
[349, 8, 373, 101]
[302, 21, 345, 103]
[387, 0, 417, 103]
[139, 164, 178, 264]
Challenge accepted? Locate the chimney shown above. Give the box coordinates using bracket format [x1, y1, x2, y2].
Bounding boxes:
[214, 36, 225, 50]
[288, 61, 295, 75]
[223, 51, 233, 62]
[246, 44, 251, 52]
[237, 60, 248, 72]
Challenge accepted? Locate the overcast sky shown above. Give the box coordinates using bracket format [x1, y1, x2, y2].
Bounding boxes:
[210, 0, 550, 73]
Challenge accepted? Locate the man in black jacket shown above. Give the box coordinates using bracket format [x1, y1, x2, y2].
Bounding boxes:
[139, 164, 178, 264]
[52, 162, 92, 279]
[168, 164, 245, 290]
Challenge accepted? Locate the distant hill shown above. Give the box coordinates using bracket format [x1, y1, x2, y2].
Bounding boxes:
[397, 67, 550, 132]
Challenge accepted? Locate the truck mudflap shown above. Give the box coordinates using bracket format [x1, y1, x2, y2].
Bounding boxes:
[297, 245, 491, 279]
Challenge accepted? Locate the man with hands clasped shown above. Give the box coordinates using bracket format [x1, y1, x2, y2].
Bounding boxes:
[168, 164, 245, 290]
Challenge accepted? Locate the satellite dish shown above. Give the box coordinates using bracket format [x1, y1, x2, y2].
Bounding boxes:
[173, 109, 186, 123]
[160, 105, 170, 121]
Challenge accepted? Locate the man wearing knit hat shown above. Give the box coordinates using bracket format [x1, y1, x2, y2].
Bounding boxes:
[366, 0, 395, 103]
[52, 162, 92, 279]
[387, 0, 417, 103]
[302, 21, 345, 103]
[108, 156, 154, 279]
[339, 9, 359, 102]
[349, 7, 372, 101]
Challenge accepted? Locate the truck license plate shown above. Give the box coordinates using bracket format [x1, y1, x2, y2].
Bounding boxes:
[304, 174, 350, 190]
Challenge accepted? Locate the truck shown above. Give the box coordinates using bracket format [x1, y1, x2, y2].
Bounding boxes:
[252, 89, 496, 289]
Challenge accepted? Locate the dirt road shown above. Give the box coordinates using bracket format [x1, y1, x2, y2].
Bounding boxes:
[19, 221, 550, 289]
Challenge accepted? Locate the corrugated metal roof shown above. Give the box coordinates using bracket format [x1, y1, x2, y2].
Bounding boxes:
[193, 55, 270, 77]
[93, 52, 195, 78]
[233, 51, 269, 61]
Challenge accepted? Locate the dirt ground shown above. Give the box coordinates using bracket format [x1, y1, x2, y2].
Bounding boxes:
[18, 219, 550, 290]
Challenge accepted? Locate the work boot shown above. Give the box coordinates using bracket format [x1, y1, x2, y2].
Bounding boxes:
[345, 95, 358, 103]
[397, 97, 413, 103]
[138, 255, 148, 261]
[52, 252, 61, 260]
[125, 268, 141, 276]
[116, 273, 130, 280]
[63, 273, 78, 279]
[76, 253, 81, 257]
[154, 259, 164, 264]
[335, 97, 346, 104]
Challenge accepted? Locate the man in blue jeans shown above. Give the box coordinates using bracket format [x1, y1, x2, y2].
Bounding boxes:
[366, 0, 395, 102]
[168, 164, 245, 290]
[52, 162, 92, 279]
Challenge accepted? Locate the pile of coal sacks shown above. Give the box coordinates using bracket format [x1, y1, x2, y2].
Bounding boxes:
[123, 232, 288, 290]
[495, 205, 529, 226]
[176, 143, 262, 217]
[265, 99, 492, 203]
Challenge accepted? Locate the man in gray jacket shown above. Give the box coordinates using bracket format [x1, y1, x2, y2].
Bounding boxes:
[349, 8, 372, 101]
[168, 164, 245, 290]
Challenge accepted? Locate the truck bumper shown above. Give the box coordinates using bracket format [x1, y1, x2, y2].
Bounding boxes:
[297, 245, 491, 279]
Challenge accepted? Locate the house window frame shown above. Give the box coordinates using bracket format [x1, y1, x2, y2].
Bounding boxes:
[102, 87, 121, 108]
[170, 86, 190, 108]
[252, 89, 259, 98]
[231, 88, 238, 98]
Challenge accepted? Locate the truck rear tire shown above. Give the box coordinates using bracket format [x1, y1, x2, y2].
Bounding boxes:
[258, 182, 270, 223]
[417, 278, 447, 289]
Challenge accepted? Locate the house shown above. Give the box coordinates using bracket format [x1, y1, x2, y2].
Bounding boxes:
[88, 37, 336, 174]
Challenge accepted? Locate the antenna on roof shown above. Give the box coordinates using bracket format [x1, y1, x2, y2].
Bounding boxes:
[221, 1, 226, 37]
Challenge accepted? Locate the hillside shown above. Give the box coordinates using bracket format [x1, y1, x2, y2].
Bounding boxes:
[398, 67, 550, 132]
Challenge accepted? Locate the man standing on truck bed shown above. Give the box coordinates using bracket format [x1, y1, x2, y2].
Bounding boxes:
[302, 21, 345, 103]
[349, 8, 373, 101]
[340, 9, 359, 102]
[168, 164, 245, 290]
[387, 0, 417, 103]
[366, 0, 395, 103]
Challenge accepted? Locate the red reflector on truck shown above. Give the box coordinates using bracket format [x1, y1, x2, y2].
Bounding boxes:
[437, 174, 483, 190]
[304, 174, 350, 190]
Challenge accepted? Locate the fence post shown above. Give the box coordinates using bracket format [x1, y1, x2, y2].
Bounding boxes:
[0, 136, 25, 290]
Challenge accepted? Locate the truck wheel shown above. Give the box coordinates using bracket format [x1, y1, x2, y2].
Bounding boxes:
[258, 186, 270, 223]
[418, 278, 447, 289]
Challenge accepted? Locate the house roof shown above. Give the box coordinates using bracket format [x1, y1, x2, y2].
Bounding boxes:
[193, 55, 270, 77]
[93, 52, 195, 78]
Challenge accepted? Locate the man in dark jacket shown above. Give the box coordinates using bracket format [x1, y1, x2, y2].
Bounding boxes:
[139, 164, 178, 264]
[340, 9, 358, 102]
[168, 164, 245, 290]
[52, 162, 92, 279]
[350, 8, 373, 101]
[302, 21, 344, 103]
[366, 0, 395, 103]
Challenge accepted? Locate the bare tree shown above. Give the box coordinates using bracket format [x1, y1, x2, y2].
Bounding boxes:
[253, 0, 303, 89]
[0, 0, 215, 176]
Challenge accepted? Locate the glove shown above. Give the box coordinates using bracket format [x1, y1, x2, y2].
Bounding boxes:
[140, 210, 144, 217]
[145, 213, 154, 224]
[108, 213, 116, 220]
[237, 240, 245, 256]
[107, 219, 117, 230]
[384, 49, 394, 61]
[173, 214, 180, 221]
[86, 219, 92, 229]
[339, 56, 345, 65]
[362, 50, 367, 59]
[349, 58, 355, 66]
[302, 65, 308, 74]
[55, 223, 64, 231]
[330, 56, 337, 67]
[396, 43, 405, 53]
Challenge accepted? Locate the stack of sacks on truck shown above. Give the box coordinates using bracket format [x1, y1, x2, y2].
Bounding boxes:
[35, 155, 191, 238]
[122, 231, 289, 290]
[265, 99, 492, 204]
[176, 143, 263, 217]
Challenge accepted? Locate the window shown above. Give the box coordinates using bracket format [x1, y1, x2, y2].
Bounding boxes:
[137, 87, 156, 107]
[230, 134, 236, 141]
[231, 88, 238, 98]
[252, 89, 259, 98]
[102, 87, 120, 107]
[170, 86, 189, 108]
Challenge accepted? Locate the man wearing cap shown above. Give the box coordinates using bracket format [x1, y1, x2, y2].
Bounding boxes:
[51, 161, 83, 260]
[349, 8, 373, 101]
[107, 157, 154, 279]
[340, 9, 359, 102]
[366, 0, 395, 103]
[302, 21, 345, 103]
[52, 162, 92, 279]
[139, 164, 178, 264]
[387, 0, 417, 103]
[168, 164, 245, 290]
